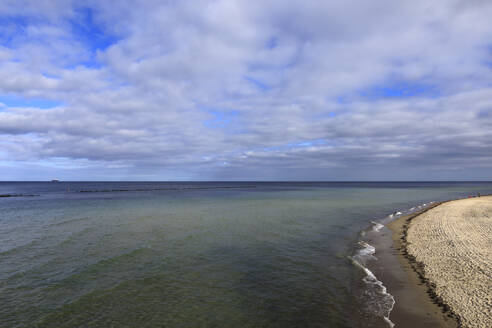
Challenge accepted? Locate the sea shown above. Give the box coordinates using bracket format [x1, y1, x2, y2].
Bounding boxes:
[1, 181, 491, 328]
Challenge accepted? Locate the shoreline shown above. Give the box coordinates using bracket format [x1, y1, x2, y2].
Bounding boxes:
[360, 203, 457, 328]
[385, 202, 459, 327]
[386, 196, 492, 327]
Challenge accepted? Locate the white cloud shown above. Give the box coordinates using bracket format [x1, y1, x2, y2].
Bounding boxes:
[0, 0, 491, 180]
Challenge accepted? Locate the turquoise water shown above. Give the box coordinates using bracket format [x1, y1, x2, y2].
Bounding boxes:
[1, 182, 491, 327]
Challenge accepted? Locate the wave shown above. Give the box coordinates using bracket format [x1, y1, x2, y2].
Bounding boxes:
[356, 241, 376, 259]
[370, 221, 384, 232]
[354, 201, 437, 326]
[56, 227, 94, 247]
[351, 242, 395, 327]
[359, 264, 395, 327]
[47, 216, 90, 227]
[0, 239, 39, 256]
[0, 234, 52, 257]
[388, 211, 402, 219]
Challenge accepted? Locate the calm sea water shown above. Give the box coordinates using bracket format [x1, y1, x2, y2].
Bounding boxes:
[1, 181, 491, 328]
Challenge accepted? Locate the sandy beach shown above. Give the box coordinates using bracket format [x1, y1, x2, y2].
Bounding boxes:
[391, 197, 492, 327]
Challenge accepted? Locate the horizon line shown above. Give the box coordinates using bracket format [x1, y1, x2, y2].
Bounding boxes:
[1, 180, 492, 183]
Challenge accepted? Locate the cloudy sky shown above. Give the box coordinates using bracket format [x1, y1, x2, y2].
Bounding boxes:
[0, 0, 491, 181]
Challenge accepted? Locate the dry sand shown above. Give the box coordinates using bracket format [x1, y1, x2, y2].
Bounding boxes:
[405, 196, 492, 328]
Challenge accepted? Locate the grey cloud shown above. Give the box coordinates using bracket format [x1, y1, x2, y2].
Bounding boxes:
[0, 1, 491, 180]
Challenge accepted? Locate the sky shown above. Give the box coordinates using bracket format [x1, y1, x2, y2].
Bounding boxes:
[0, 0, 491, 181]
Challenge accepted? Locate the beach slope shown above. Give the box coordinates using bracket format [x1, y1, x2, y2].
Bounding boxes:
[406, 196, 492, 327]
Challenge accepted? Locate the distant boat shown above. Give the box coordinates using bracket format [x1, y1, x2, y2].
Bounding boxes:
[51, 179, 60, 182]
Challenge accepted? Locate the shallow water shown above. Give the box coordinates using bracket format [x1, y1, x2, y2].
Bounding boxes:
[1, 181, 491, 327]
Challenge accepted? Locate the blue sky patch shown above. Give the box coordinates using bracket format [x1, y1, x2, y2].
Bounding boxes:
[0, 95, 63, 109]
[0, 15, 28, 47]
[70, 7, 119, 53]
[360, 80, 440, 99]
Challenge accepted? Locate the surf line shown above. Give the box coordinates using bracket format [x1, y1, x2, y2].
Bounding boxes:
[351, 226, 396, 327]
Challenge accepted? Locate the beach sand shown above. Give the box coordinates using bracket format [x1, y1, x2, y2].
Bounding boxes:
[388, 197, 492, 328]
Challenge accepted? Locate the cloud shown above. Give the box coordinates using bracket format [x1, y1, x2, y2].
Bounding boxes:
[0, 0, 491, 180]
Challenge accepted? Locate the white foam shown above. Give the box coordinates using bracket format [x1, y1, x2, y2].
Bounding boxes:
[388, 211, 402, 219]
[351, 256, 396, 327]
[371, 221, 384, 232]
[351, 242, 377, 267]
[358, 241, 376, 257]
[361, 267, 395, 327]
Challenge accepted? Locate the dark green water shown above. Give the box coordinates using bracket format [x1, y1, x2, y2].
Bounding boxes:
[1, 182, 491, 327]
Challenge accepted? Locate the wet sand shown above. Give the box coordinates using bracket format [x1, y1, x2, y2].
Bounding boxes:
[387, 197, 492, 328]
[366, 213, 457, 327]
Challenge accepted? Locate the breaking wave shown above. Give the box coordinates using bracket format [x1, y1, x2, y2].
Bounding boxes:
[351, 240, 395, 327]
